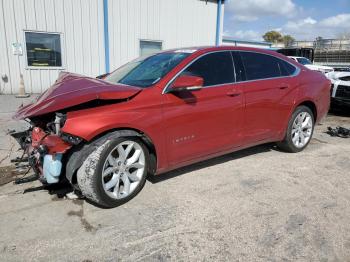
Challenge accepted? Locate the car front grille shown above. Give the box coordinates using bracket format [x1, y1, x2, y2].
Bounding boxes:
[336, 85, 350, 98]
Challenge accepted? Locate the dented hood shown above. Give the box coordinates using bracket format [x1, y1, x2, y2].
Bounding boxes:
[14, 72, 142, 120]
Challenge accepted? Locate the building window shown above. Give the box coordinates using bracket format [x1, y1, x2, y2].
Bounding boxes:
[140, 40, 162, 57]
[25, 32, 62, 67]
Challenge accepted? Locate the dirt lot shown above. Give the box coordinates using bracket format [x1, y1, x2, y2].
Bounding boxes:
[0, 95, 349, 261]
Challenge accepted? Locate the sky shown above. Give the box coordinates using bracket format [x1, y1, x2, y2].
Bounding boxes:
[223, 0, 350, 41]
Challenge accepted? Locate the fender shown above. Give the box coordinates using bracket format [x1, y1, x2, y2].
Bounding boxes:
[61, 104, 165, 182]
[62, 110, 156, 141]
[64, 108, 162, 146]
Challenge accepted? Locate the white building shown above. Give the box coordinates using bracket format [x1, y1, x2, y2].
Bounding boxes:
[0, 0, 224, 94]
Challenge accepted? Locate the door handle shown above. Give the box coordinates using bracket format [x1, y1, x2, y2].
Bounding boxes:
[278, 84, 289, 90]
[226, 91, 241, 97]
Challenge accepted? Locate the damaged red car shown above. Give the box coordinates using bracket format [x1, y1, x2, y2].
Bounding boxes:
[11, 46, 331, 207]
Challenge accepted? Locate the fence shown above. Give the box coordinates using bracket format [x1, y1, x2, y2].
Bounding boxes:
[292, 39, 350, 66]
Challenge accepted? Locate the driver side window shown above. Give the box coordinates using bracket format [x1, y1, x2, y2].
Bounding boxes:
[180, 51, 235, 87]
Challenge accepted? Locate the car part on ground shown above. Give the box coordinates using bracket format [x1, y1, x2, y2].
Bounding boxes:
[327, 126, 350, 138]
[326, 71, 350, 108]
[9, 46, 331, 208]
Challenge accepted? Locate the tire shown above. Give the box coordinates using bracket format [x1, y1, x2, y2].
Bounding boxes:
[277, 105, 315, 153]
[77, 136, 149, 208]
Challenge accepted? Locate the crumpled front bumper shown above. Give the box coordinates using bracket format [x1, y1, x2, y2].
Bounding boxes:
[9, 127, 72, 184]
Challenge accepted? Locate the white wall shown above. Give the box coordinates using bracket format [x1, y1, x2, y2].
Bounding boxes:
[0, 0, 105, 94]
[108, 0, 218, 70]
[0, 0, 218, 94]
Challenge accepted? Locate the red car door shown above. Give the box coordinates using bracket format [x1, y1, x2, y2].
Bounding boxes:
[162, 51, 244, 166]
[234, 51, 299, 144]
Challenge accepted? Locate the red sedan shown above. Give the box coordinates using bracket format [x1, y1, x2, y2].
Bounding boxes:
[12, 46, 331, 207]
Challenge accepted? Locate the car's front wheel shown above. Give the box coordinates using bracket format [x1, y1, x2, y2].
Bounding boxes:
[277, 105, 314, 153]
[77, 137, 149, 208]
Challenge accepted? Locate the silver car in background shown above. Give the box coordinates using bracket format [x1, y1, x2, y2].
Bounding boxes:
[326, 71, 350, 108]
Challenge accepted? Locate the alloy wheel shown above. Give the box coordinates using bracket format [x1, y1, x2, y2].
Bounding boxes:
[101, 140, 145, 199]
[291, 111, 313, 148]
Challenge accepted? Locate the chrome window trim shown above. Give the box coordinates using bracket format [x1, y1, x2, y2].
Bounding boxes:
[162, 49, 300, 94]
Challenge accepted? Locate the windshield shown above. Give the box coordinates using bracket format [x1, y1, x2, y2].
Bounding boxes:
[105, 52, 190, 87]
[296, 57, 312, 65]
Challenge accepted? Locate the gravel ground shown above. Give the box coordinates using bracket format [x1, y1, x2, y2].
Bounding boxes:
[0, 95, 349, 261]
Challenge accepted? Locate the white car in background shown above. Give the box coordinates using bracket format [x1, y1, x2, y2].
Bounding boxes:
[326, 71, 350, 108]
[288, 56, 334, 74]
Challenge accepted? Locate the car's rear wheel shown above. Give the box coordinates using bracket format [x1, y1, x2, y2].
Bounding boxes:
[77, 137, 149, 208]
[277, 105, 314, 153]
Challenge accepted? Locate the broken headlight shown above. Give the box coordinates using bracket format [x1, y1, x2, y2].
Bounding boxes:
[60, 132, 83, 145]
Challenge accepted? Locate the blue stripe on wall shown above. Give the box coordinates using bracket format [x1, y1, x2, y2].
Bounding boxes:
[103, 0, 110, 73]
[215, 0, 223, 46]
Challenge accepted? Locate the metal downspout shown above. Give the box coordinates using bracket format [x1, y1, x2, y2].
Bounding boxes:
[215, 0, 223, 46]
[103, 0, 110, 73]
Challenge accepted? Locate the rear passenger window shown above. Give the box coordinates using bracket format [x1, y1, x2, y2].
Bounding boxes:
[279, 60, 297, 76]
[181, 51, 234, 87]
[240, 52, 282, 80]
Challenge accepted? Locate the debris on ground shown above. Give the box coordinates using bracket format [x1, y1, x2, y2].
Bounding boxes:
[66, 192, 81, 200]
[0, 166, 22, 186]
[327, 126, 350, 138]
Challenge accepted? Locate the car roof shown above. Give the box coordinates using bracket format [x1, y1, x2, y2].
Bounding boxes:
[163, 45, 290, 59]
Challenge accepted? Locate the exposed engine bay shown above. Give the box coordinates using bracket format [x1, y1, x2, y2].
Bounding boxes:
[9, 112, 80, 184]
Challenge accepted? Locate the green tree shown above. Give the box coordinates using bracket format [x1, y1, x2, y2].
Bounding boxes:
[282, 35, 295, 47]
[262, 31, 283, 43]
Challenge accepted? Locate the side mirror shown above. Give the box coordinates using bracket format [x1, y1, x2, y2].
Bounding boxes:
[171, 75, 203, 91]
